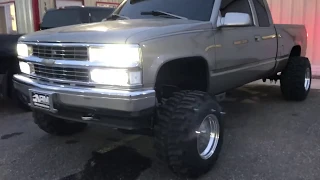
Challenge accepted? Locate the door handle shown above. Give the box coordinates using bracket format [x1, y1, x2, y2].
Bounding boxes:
[255, 36, 261, 42]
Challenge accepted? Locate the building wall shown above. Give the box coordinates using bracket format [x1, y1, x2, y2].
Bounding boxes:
[84, 0, 122, 7]
[15, 0, 34, 34]
[38, 0, 55, 20]
[266, 0, 320, 75]
[0, 0, 34, 34]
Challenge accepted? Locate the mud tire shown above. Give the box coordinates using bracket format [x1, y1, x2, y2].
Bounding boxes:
[280, 57, 312, 101]
[154, 90, 224, 178]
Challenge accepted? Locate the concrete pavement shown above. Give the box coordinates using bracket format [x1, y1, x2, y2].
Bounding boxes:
[0, 80, 319, 180]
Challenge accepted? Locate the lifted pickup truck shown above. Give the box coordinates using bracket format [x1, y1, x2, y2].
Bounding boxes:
[13, 0, 310, 177]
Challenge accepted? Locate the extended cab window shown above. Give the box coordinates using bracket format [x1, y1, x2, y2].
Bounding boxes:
[220, 0, 253, 24]
[41, 9, 83, 29]
[114, 0, 215, 21]
[252, 0, 270, 27]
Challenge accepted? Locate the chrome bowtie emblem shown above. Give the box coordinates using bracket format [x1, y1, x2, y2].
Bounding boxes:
[41, 59, 55, 65]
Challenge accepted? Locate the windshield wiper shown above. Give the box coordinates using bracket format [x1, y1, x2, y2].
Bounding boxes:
[106, 14, 130, 21]
[140, 10, 188, 20]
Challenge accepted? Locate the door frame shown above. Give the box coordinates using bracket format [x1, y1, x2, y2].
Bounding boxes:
[54, 0, 84, 8]
[0, 1, 16, 34]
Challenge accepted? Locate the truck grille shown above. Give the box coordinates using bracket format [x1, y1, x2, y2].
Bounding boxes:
[33, 64, 90, 82]
[31, 45, 88, 60]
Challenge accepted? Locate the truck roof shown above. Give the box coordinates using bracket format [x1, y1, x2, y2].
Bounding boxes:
[47, 6, 115, 11]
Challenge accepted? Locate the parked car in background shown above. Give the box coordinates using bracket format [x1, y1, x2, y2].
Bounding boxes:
[40, 6, 115, 30]
[0, 6, 115, 110]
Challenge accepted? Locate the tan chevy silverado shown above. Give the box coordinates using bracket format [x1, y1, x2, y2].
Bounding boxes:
[13, 0, 311, 178]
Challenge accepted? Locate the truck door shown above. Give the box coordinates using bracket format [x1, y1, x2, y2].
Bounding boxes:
[250, 0, 277, 74]
[212, 0, 259, 93]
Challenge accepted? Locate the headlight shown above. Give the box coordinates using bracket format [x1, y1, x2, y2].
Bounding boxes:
[88, 44, 141, 68]
[19, 61, 31, 74]
[17, 43, 30, 57]
[90, 69, 141, 86]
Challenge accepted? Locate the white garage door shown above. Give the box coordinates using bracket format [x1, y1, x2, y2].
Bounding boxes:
[56, 0, 83, 8]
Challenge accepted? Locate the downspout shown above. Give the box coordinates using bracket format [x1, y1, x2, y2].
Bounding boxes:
[32, 0, 40, 31]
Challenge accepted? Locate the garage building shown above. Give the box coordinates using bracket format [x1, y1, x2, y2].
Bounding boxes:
[0, 0, 319, 75]
[0, 0, 122, 34]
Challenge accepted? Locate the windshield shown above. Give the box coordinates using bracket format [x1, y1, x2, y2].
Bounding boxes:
[41, 9, 82, 29]
[113, 0, 215, 21]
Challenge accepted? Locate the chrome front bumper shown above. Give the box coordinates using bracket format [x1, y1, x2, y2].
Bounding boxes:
[13, 74, 156, 113]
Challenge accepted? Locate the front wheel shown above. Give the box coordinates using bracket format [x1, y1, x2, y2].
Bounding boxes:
[154, 91, 224, 178]
[280, 56, 312, 101]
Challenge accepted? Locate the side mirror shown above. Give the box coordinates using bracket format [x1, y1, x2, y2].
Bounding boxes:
[218, 12, 252, 27]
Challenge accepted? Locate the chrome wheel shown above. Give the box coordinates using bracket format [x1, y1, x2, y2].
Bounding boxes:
[305, 67, 311, 91]
[197, 114, 220, 160]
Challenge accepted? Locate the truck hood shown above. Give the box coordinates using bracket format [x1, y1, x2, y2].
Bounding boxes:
[19, 19, 212, 44]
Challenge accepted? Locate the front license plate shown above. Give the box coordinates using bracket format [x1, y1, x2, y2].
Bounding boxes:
[31, 91, 51, 109]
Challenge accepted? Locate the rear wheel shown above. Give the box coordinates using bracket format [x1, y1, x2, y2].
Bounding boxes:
[33, 111, 87, 136]
[280, 57, 312, 101]
[154, 90, 224, 178]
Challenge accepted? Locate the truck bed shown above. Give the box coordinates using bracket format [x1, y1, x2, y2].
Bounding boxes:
[274, 24, 307, 57]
